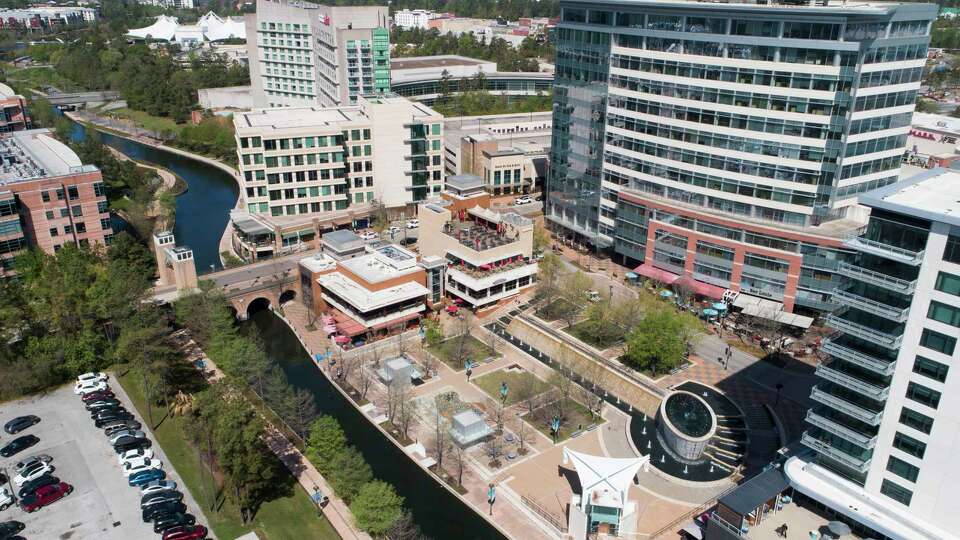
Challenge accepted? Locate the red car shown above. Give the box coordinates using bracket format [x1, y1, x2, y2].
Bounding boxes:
[162, 525, 208, 540]
[81, 390, 115, 402]
[20, 482, 72, 512]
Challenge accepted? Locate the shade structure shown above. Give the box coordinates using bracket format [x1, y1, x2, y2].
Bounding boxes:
[322, 325, 337, 335]
[633, 263, 680, 284]
[712, 302, 728, 311]
[703, 308, 719, 317]
[827, 521, 852, 537]
[334, 335, 350, 344]
[446, 305, 459, 314]
[674, 276, 726, 300]
[562, 448, 650, 512]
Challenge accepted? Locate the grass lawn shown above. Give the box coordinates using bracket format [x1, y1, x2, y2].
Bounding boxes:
[106, 107, 184, 136]
[526, 398, 603, 443]
[116, 371, 340, 540]
[427, 335, 499, 371]
[565, 321, 623, 350]
[473, 368, 552, 406]
[534, 298, 579, 322]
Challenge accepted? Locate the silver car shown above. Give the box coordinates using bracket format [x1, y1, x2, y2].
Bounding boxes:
[14, 454, 52, 472]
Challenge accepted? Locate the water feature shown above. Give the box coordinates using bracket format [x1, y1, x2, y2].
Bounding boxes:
[244, 308, 506, 540]
[65, 119, 238, 272]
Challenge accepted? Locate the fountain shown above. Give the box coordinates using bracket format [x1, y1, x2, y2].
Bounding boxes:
[656, 391, 718, 461]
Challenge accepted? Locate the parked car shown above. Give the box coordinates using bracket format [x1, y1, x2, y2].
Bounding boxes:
[105, 422, 142, 437]
[141, 490, 183, 508]
[115, 439, 152, 455]
[122, 454, 159, 470]
[17, 475, 58, 499]
[74, 380, 108, 395]
[128, 468, 165, 487]
[95, 412, 135, 427]
[110, 430, 146, 446]
[122, 458, 162, 478]
[3, 416, 40, 435]
[1, 436, 39, 458]
[387, 225, 401, 236]
[162, 524, 208, 540]
[77, 372, 108, 384]
[359, 230, 378, 241]
[142, 501, 186, 523]
[19, 482, 72, 512]
[152, 513, 196, 534]
[85, 399, 121, 412]
[406, 219, 419, 229]
[141, 480, 177, 497]
[0, 487, 12, 511]
[14, 454, 52, 472]
[13, 462, 52, 486]
[514, 196, 534, 205]
[80, 389, 115, 402]
[118, 448, 153, 465]
[0, 521, 24, 538]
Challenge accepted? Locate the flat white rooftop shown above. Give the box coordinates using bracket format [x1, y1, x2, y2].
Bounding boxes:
[340, 244, 420, 283]
[235, 106, 366, 130]
[860, 168, 960, 227]
[0, 129, 93, 185]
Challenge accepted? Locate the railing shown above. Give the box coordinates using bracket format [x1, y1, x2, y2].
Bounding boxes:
[825, 313, 902, 349]
[805, 410, 878, 448]
[809, 387, 882, 425]
[815, 362, 890, 400]
[821, 338, 895, 376]
[520, 495, 568, 533]
[831, 288, 910, 322]
[836, 262, 916, 293]
[843, 236, 924, 265]
[800, 432, 872, 472]
[648, 483, 739, 540]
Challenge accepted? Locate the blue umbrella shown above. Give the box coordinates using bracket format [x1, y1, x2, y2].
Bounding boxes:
[703, 308, 719, 317]
[660, 290, 674, 298]
[712, 302, 727, 311]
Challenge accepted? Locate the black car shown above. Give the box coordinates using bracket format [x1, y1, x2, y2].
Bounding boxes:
[0, 435, 39, 458]
[91, 405, 127, 418]
[153, 512, 196, 534]
[94, 412, 134, 427]
[3, 416, 39, 435]
[141, 490, 183, 508]
[114, 439, 151, 455]
[142, 501, 186, 523]
[85, 399, 121, 411]
[17, 474, 58, 499]
[0, 521, 25, 538]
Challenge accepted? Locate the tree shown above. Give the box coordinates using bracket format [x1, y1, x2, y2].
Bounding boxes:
[916, 98, 940, 113]
[386, 510, 427, 540]
[115, 304, 174, 428]
[452, 443, 467, 487]
[306, 415, 347, 476]
[285, 388, 318, 440]
[386, 379, 410, 424]
[396, 389, 416, 441]
[533, 251, 564, 308]
[549, 368, 574, 421]
[453, 312, 475, 368]
[328, 447, 374, 503]
[357, 361, 374, 402]
[485, 436, 504, 468]
[515, 372, 539, 416]
[514, 415, 531, 455]
[423, 318, 444, 347]
[623, 307, 701, 378]
[493, 400, 505, 434]
[431, 407, 451, 470]
[744, 309, 790, 355]
[556, 271, 592, 329]
[438, 69, 453, 105]
[351, 480, 405, 536]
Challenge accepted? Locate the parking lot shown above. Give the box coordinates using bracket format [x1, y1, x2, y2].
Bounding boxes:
[0, 379, 208, 539]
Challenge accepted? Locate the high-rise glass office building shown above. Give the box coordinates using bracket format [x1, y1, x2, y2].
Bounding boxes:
[546, 0, 937, 313]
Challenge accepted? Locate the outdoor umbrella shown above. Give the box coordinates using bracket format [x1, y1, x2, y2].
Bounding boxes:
[712, 302, 727, 312]
[334, 335, 350, 344]
[703, 308, 719, 317]
[826, 521, 852, 538]
[660, 290, 674, 298]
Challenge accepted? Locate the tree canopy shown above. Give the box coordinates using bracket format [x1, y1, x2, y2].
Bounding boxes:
[623, 306, 701, 378]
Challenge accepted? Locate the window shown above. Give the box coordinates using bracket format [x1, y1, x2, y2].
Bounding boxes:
[67, 186, 79, 200]
[93, 182, 106, 198]
[913, 356, 949, 383]
[900, 407, 934, 434]
[41, 191, 50, 202]
[97, 201, 108, 214]
[100, 218, 111, 231]
[886, 456, 919, 482]
[49, 228, 58, 237]
[944, 234, 960, 264]
[55, 188, 64, 200]
[45, 210, 54, 220]
[64, 225, 72, 234]
[893, 432, 926, 459]
[71, 205, 82, 218]
[75, 222, 86, 234]
[880, 479, 913, 506]
[927, 301, 960, 327]
[919, 328, 955, 355]
[59, 208, 69, 218]
[935, 272, 960, 296]
[905, 382, 941, 409]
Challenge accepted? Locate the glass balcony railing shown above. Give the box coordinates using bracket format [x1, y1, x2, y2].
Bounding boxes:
[831, 288, 910, 322]
[805, 411, 878, 448]
[821, 337, 896, 376]
[843, 236, 925, 266]
[810, 386, 883, 425]
[815, 362, 890, 400]
[801, 432, 872, 472]
[836, 262, 916, 294]
[825, 313, 903, 349]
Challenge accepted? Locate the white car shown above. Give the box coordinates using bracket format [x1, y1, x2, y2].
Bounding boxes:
[0, 486, 12, 511]
[514, 196, 534, 205]
[140, 480, 177, 496]
[122, 458, 162, 478]
[387, 226, 401, 235]
[118, 448, 153, 465]
[121, 454, 156, 470]
[14, 462, 53, 487]
[359, 231, 378, 241]
[74, 380, 108, 395]
[77, 372, 108, 384]
[406, 219, 419, 229]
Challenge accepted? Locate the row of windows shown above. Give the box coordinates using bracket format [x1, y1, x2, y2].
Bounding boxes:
[262, 134, 352, 151]
[848, 113, 912, 136]
[607, 97, 836, 140]
[267, 184, 347, 201]
[852, 90, 918, 113]
[261, 153, 346, 168]
[858, 67, 923, 89]
[617, 34, 847, 66]
[0, 198, 16, 217]
[48, 219, 106, 237]
[259, 21, 309, 33]
[919, 328, 955, 356]
[268, 199, 350, 217]
[843, 135, 907, 158]
[913, 355, 949, 383]
[0, 219, 20, 236]
[266, 169, 347, 184]
[610, 75, 839, 116]
[838, 155, 901, 180]
[610, 56, 850, 92]
[0, 236, 25, 255]
[928, 300, 960, 328]
[833, 175, 898, 200]
[606, 134, 822, 187]
[863, 43, 928, 64]
[610, 115, 828, 162]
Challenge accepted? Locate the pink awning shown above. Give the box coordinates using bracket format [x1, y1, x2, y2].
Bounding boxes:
[633, 263, 680, 284]
[675, 277, 726, 300]
[370, 311, 420, 332]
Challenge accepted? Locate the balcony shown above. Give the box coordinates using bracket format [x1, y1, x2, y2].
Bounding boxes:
[801, 432, 872, 473]
[836, 262, 916, 294]
[805, 411, 878, 448]
[831, 288, 910, 322]
[815, 362, 890, 400]
[821, 337, 895, 376]
[843, 236, 924, 266]
[809, 387, 883, 425]
[825, 313, 902, 349]
[442, 220, 519, 253]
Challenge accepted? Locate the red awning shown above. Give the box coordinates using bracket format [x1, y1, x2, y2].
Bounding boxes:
[633, 263, 680, 284]
[331, 310, 366, 337]
[370, 311, 421, 332]
[674, 276, 726, 300]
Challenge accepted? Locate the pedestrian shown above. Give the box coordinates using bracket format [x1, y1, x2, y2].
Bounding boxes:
[783, 524, 788, 538]
[466, 368, 473, 382]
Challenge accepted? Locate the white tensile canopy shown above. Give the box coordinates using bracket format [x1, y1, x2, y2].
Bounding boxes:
[562, 448, 650, 511]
